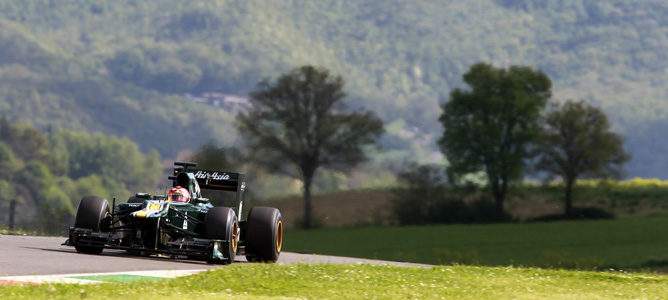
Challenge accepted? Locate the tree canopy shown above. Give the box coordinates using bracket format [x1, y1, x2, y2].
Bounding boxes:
[237, 65, 384, 228]
[0, 118, 162, 234]
[537, 100, 630, 216]
[438, 63, 551, 213]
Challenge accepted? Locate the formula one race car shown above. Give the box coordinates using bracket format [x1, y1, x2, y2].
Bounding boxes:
[64, 162, 283, 264]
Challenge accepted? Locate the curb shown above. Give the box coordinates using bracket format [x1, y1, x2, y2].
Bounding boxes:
[0, 269, 206, 285]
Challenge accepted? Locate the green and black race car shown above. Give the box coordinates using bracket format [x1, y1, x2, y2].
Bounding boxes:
[64, 161, 283, 264]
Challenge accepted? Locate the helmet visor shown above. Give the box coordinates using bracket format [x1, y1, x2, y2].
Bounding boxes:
[169, 193, 185, 202]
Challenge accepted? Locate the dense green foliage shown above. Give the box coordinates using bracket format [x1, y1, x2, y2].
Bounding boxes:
[439, 63, 551, 212]
[2, 264, 667, 299]
[285, 216, 668, 271]
[0, 0, 667, 178]
[0, 119, 161, 234]
[538, 101, 630, 215]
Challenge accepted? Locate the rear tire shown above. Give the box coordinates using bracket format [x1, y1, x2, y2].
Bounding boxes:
[245, 207, 282, 263]
[73, 196, 109, 255]
[204, 207, 238, 264]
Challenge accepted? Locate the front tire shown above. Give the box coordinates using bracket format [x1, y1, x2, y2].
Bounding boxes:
[73, 196, 110, 254]
[204, 207, 238, 264]
[245, 207, 282, 263]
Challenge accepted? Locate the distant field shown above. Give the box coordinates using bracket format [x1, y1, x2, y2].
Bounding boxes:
[262, 189, 394, 229]
[265, 185, 668, 228]
[284, 216, 668, 271]
[2, 264, 666, 299]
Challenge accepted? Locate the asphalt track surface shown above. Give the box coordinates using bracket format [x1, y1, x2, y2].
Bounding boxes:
[0, 234, 430, 276]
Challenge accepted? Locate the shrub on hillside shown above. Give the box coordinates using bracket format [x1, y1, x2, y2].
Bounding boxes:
[391, 164, 513, 225]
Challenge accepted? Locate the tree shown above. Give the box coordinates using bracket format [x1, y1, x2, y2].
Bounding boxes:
[438, 63, 552, 214]
[0, 111, 11, 140]
[187, 140, 242, 207]
[52, 130, 162, 192]
[537, 100, 630, 216]
[236, 65, 384, 228]
[188, 140, 239, 171]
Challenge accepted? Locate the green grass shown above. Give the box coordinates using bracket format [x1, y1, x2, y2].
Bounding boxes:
[284, 216, 668, 271]
[1, 264, 667, 299]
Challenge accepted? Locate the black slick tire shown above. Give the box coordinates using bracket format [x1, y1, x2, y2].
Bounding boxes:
[245, 207, 282, 263]
[73, 195, 109, 255]
[204, 207, 238, 264]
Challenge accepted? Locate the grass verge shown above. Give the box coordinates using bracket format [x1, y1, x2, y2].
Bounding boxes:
[1, 264, 667, 299]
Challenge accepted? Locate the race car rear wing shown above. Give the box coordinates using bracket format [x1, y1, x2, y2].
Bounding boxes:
[171, 161, 246, 192]
[170, 162, 247, 219]
[191, 169, 246, 192]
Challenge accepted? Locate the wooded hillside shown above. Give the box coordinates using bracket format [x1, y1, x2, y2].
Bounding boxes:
[0, 0, 666, 177]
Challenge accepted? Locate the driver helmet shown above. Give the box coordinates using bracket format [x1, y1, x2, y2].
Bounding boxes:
[168, 186, 191, 203]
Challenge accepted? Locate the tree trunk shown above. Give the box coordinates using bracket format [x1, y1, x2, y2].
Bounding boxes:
[494, 192, 505, 215]
[565, 178, 575, 217]
[491, 180, 505, 215]
[302, 175, 313, 229]
[499, 177, 508, 214]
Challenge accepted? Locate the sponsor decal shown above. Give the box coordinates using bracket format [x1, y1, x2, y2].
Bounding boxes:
[194, 171, 231, 181]
[132, 203, 163, 218]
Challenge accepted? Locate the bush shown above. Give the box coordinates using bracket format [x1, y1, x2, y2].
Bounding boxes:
[529, 207, 615, 222]
[429, 197, 470, 224]
[467, 196, 514, 223]
[391, 164, 513, 225]
[390, 164, 457, 225]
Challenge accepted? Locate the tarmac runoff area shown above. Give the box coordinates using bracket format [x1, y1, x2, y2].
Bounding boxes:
[0, 234, 431, 285]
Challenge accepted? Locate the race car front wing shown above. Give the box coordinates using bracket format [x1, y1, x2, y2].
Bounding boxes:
[64, 227, 233, 262]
